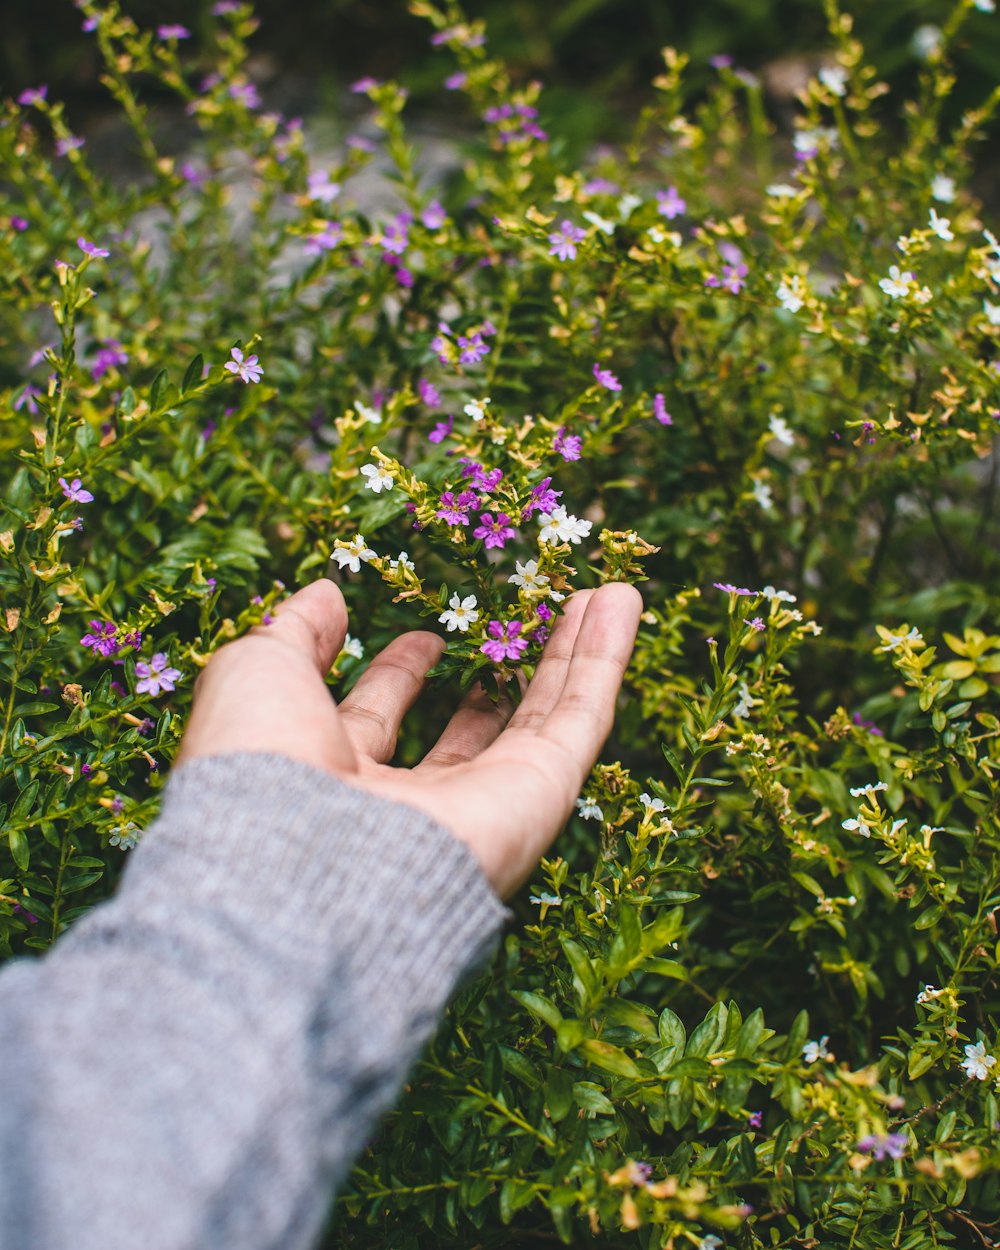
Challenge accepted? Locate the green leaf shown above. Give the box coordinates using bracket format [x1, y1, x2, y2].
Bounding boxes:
[498, 1044, 542, 1089]
[559, 935, 599, 1005]
[149, 369, 170, 410]
[686, 1001, 728, 1058]
[545, 1068, 574, 1122]
[8, 828, 29, 872]
[181, 353, 204, 393]
[556, 1018, 587, 1053]
[657, 1006, 686, 1050]
[511, 989, 562, 1030]
[499, 1177, 535, 1224]
[580, 1038, 640, 1078]
[573, 1081, 614, 1115]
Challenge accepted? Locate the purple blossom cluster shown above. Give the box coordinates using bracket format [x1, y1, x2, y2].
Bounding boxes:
[482, 102, 546, 144]
[81, 621, 141, 658]
[481, 619, 528, 663]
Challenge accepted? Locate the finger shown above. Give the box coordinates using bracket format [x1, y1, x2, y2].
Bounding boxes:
[339, 631, 444, 762]
[504, 589, 596, 734]
[535, 583, 643, 771]
[249, 578, 349, 676]
[417, 681, 516, 770]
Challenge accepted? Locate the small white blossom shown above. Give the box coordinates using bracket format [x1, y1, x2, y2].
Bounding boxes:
[960, 1040, 996, 1081]
[698, 1238, 724, 1250]
[639, 792, 666, 812]
[879, 265, 912, 299]
[359, 462, 394, 493]
[802, 1035, 831, 1063]
[333, 535, 377, 573]
[529, 891, 562, 906]
[733, 680, 756, 718]
[928, 208, 954, 241]
[538, 506, 593, 545]
[818, 65, 848, 96]
[509, 558, 550, 591]
[464, 398, 489, 421]
[974, 0, 995, 12]
[984, 300, 1000, 326]
[776, 275, 807, 313]
[849, 781, 888, 799]
[793, 126, 837, 157]
[341, 633, 364, 659]
[917, 984, 943, 1004]
[354, 401, 382, 424]
[617, 192, 642, 221]
[842, 816, 872, 838]
[583, 210, 615, 236]
[109, 821, 141, 850]
[761, 585, 797, 603]
[879, 626, 923, 651]
[388, 551, 415, 572]
[752, 479, 774, 511]
[768, 413, 795, 445]
[766, 183, 799, 199]
[931, 174, 956, 203]
[912, 24, 942, 59]
[576, 796, 604, 821]
[438, 593, 480, 633]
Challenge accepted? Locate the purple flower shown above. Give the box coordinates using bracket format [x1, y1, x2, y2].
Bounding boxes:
[380, 219, 409, 256]
[653, 393, 673, 425]
[157, 23, 191, 39]
[521, 476, 561, 519]
[91, 339, 128, 380]
[656, 186, 687, 219]
[748, 1111, 763, 1129]
[852, 712, 884, 737]
[134, 653, 182, 697]
[13, 385, 41, 415]
[59, 477, 94, 503]
[473, 511, 516, 549]
[548, 221, 586, 261]
[750, 617, 765, 631]
[81, 621, 119, 657]
[419, 378, 441, 407]
[553, 427, 582, 461]
[422, 200, 447, 230]
[307, 169, 340, 202]
[460, 459, 503, 492]
[537, 602, 554, 623]
[351, 77, 382, 94]
[435, 490, 475, 525]
[444, 72, 468, 91]
[11, 216, 28, 231]
[304, 223, 342, 256]
[12, 903, 38, 925]
[714, 582, 754, 595]
[582, 177, 620, 196]
[229, 81, 260, 108]
[857, 1133, 907, 1161]
[458, 332, 489, 365]
[179, 161, 206, 186]
[212, 0, 241, 13]
[78, 237, 110, 259]
[55, 135, 85, 156]
[428, 415, 454, 443]
[18, 86, 47, 107]
[710, 54, 733, 69]
[224, 346, 263, 384]
[481, 619, 529, 663]
[593, 362, 622, 392]
[82, 16, 99, 31]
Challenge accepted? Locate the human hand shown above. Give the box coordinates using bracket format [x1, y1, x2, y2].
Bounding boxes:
[177, 579, 642, 897]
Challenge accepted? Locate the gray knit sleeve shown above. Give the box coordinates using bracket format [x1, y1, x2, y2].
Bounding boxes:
[0, 753, 508, 1250]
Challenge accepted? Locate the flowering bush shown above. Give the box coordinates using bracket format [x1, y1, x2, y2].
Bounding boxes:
[3, 0, 1000, 1245]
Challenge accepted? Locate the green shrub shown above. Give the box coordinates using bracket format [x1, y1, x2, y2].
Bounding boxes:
[2, 1, 1000, 1245]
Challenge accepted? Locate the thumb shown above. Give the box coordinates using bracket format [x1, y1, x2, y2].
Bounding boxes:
[252, 579, 349, 675]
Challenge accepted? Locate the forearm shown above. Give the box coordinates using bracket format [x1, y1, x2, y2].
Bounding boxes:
[0, 754, 506, 1250]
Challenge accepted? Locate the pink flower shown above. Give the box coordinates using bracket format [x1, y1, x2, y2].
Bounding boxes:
[481, 619, 529, 663]
[592, 362, 622, 391]
[653, 393, 673, 425]
[553, 428, 582, 461]
[428, 415, 453, 443]
[224, 346, 263, 384]
[157, 24, 191, 39]
[656, 186, 686, 219]
[473, 511, 516, 549]
[419, 378, 441, 407]
[458, 332, 489, 364]
[521, 476, 561, 519]
[435, 490, 476, 525]
[18, 86, 47, 107]
[421, 201, 447, 230]
[78, 237, 110, 259]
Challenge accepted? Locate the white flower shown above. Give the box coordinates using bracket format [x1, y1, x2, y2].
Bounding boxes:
[332, 535, 377, 573]
[464, 398, 490, 421]
[916, 984, 942, 1004]
[639, 792, 666, 812]
[752, 479, 774, 511]
[355, 401, 382, 424]
[802, 1035, 831, 1063]
[529, 891, 562, 906]
[583, 210, 615, 236]
[931, 174, 956, 203]
[388, 551, 415, 572]
[842, 816, 872, 838]
[776, 276, 807, 313]
[438, 593, 480, 633]
[793, 126, 837, 157]
[760, 585, 797, 603]
[879, 626, 923, 651]
[509, 559, 550, 591]
[647, 226, 666, 243]
[698, 1238, 724, 1250]
[341, 633, 364, 659]
[974, 0, 995, 12]
[617, 192, 642, 221]
[359, 462, 394, 493]
[960, 1041, 996, 1081]
[538, 506, 593, 545]
[732, 680, 755, 718]
[912, 24, 942, 59]
[928, 208, 954, 241]
[879, 265, 912, 299]
[818, 65, 848, 96]
[849, 781, 888, 799]
[768, 413, 795, 445]
[984, 300, 1000, 326]
[576, 796, 604, 821]
[109, 821, 141, 850]
[766, 183, 799, 199]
